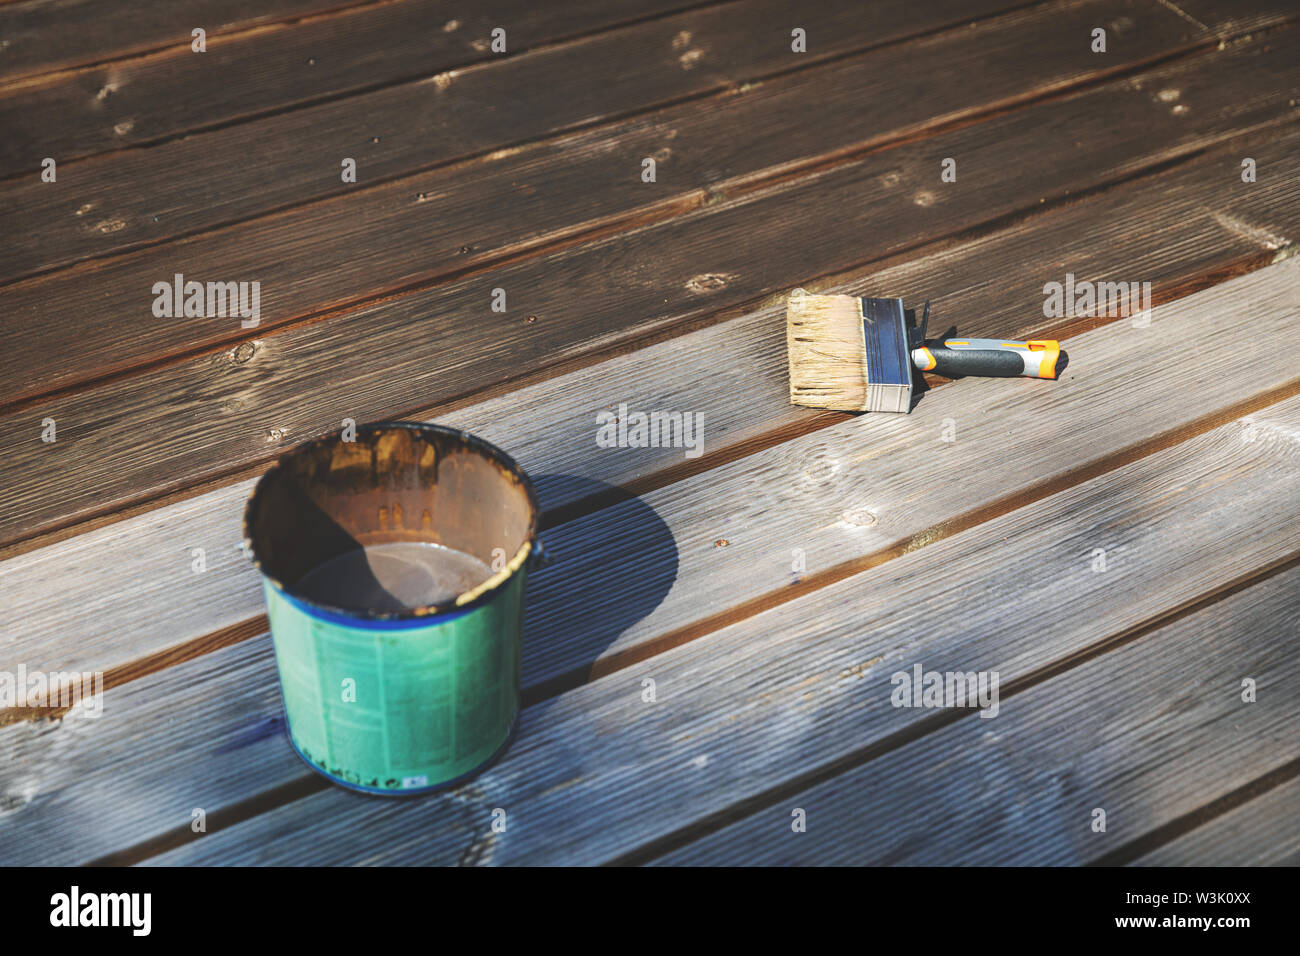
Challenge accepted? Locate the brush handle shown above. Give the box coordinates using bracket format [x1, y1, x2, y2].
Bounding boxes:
[912, 338, 1061, 379]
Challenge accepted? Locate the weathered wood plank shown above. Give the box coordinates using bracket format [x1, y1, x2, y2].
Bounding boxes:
[0, 0, 370, 82]
[4, 63, 1297, 549]
[1131, 774, 1300, 866]
[654, 564, 1300, 865]
[3, 261, 1296, 865]
[3, 0, 1255, 292]
[1168, 0, 1299, 34]
[0, 1, 1075, 309]
[0, 0, 1026, 182]
[7, 12, 1293, 404]
[10, 0, 1285, 291]
[0, 0, 725, 178]
[143, 387, 1299, 867]
[3, 129, 1294, 688]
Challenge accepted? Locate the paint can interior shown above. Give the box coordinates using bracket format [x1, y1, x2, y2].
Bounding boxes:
[244, 422, 538, 795]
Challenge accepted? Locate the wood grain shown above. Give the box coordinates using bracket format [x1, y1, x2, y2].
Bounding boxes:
[140, 391, 1298, 866]
[0, 0, 375, 82]
[653, 564, 1300, 865]
[1131, 773, 1300, 866]
[0, 0, 1058, 302]
[0, 0, 1030, 182]
[3, 0, 1255, 290]
[7, 13, 1294, 403]
[4, 71, 1297, 549]
[4, 135, 1289, 694]
[2, 262, 1295, 865]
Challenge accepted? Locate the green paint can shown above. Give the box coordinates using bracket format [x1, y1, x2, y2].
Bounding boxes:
[244, 422, 539, 795]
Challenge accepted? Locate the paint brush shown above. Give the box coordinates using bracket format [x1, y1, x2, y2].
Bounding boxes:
[785, 289, 1063, 413]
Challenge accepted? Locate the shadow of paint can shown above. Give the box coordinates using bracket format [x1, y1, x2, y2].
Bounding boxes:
[243, 421, 539, 795]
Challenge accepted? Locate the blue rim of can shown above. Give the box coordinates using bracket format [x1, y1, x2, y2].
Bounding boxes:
[283, 710, 520, 796]
[243, 421, 540, 625]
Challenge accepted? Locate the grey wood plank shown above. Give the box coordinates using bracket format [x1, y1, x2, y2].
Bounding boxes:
[2, 158, 1294, 710]
[1131, 775, 1300, 866]
[306, 257, 1300, 696]
[653, 564, 1300, 865]
[139, 383, 1300, 866]
[2, 262, 1296, 864]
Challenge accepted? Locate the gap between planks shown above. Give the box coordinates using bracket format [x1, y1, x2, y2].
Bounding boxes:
[0, 0, 1072, 297]
[1128, 764, 1300, 865]
[132, 372, 1300, 864]
[2, 259, 1297, 865]
[0, 0, 1029, 185]
[0, 0, 405, 86]
[2, 71, 1296, 549]
[644, 561, 1300, 866]
[3, 147, 1297, 709]
[7, 0, 1220, 294]
[5, 1, 1288, 387]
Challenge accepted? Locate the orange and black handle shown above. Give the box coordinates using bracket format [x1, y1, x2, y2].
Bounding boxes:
[908, 301, 1062, 379]
[912, 337, 1061, 378]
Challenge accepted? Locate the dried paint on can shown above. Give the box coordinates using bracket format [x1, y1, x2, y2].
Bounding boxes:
[244, 422, 539, 795]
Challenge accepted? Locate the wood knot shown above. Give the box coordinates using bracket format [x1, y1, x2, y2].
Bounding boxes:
[841, 509, 876, 527]
[231, 341, 257, 364]
[687, 273, 730, 293]
[1109, 15, 1135, 36]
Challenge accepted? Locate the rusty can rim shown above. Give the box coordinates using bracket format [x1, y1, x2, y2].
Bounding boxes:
[243, 420, 540, 623]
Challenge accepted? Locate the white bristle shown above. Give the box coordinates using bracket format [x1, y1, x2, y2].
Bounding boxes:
[785, 288, 869, 411]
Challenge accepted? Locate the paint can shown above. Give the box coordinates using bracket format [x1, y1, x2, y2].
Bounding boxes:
[243, 422, 539, 795]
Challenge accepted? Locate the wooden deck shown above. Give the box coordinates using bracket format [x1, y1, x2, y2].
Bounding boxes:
[1, 0, 1297, 866]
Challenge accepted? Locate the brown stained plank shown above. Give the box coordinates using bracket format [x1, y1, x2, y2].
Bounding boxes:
[4, 135, 1289, 694]
[0, 0, 1047, 289]
[6, 13, 1294, 405]
[1132, 773, 1300, 866]
[0, 0, 378, 82]
[0, 0, 729, 180]
[12, 0, 1289, 293]
[1167, 0, 1300, 34]
[3, 261, 1296, 865]
[0, 0, 1032, 182]
[3, 68, 1298, 550]
[652, 564, 1300, 866]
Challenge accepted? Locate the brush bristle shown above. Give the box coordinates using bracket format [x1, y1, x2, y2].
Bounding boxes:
[785, 288, 869, 411]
